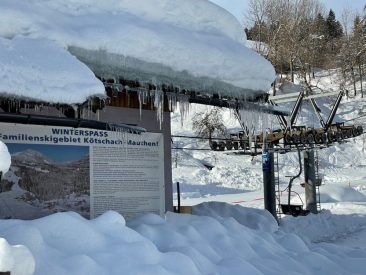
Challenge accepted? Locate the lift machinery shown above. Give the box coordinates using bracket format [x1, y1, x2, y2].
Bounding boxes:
[208, 90, 364, 221]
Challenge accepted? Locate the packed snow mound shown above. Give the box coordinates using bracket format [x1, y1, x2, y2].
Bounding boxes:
[2, 208, 366, 274]
[0, 141, 11, 174]
[281, 209, 366, 244]
[0, 238, 35, 275]
[0, 37, 105, 104]
[0, 211, 199, 275]
[0, 0, 275, 96]
[320, 185, 366, 203]
[192, 201, 278, 233]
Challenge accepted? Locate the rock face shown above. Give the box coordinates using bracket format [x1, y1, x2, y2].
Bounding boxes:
[10, 149, 89, 201]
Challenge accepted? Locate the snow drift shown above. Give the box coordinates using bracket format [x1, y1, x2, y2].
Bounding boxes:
[1, 206, 366, 274]
[0, 238, 35, 275]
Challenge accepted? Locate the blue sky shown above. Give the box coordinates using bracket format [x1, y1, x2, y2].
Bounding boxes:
[210, 0, 365, 26]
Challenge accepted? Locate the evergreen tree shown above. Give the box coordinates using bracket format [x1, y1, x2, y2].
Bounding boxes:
[244, 27, 251, 40]
[326, 9, 343, 39]
[314, 13, 326, 37]
[246, 20, 269, 43]
[311, 13, 327, 68]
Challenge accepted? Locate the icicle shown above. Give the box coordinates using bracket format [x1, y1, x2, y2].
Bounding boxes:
[249, 126, 254, 153]
[153, 90, 164, 129]
[178, 94, 190, 127]
[167, 92, 178, 112]
[137, 88, 147, 119]
[72, 105, 78, 119]
[86, 100, 89, 119]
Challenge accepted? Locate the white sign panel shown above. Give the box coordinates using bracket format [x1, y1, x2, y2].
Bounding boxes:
[0, 122, 164, 220]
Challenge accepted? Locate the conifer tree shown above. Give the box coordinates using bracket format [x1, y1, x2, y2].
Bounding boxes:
[314, 13, 326, 37]
[326, 9, 343, 39]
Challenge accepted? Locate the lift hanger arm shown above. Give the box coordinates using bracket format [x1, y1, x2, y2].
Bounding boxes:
[325, 91, 344, 131]
[269, 100, 287, 131]
[289, 91, 305, 128]
[310, 98, 326, 128]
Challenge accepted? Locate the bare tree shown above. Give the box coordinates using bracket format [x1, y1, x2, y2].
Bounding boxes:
[192, 108, 227, 142]
[245, 0, 325, 85]
[337, 9, 366, 97]
[245, 0, 269, 55]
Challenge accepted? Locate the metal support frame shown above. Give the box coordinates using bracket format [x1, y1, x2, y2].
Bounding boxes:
[268, 90, 340, 104]
[304, 148, 318, 214]
[269, 90, 344, 133]
[269, 100, 287, 130]
[310, 98, 326, 128]
[262, 148, 278, 221]
[289, 91, 305, 129]
[324, 91, 344, 131]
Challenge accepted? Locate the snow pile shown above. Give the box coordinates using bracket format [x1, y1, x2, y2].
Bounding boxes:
[0, 140, 11, 174]
[130, 209, 366, 274]
[320, 185, 366, 203]
[281, 209, 366, 244]
[0, 0, 275, 97]
[0, 238, 35, 275]
[0, 37, 105, 104]
[1, 207, 366, 274]
[192, 201, 278, 232]
[0, 211, 198, 275]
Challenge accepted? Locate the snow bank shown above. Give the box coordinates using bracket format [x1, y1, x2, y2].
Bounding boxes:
[0, 211, 201, 275]
[320, 185, 366, 203]
[130, 211, 366, 275]
[192, 201, 278, 232]
[281, 209, 366, 244]
[0, 141, 11, 174]
[0, 0, 275, 98]
[0, 36, 105, 104]
[1, 206, 366, 274]
[0, 209, 366, 275]
[0, 238, 35, 275]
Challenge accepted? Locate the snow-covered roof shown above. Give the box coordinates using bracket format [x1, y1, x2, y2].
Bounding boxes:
[0, 37, 105, 105]
[0, 0, 276, 103]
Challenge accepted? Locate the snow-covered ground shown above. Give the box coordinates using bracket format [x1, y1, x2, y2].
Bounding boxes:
[1, 70, 366, 274]
[169, 69, 366, 270]
[2, 200, 366, 275]
[0, 0, 365, 274]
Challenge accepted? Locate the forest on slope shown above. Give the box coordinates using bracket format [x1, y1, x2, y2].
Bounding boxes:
[245, 0, 365, 98]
